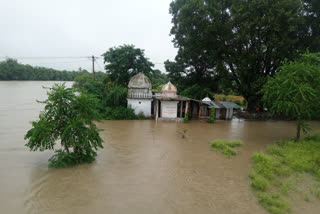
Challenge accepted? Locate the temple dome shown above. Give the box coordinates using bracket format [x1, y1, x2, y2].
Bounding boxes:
[128, 72, 152, 89]
[202, 97, 211, 102]
[161, 81, 177, 97]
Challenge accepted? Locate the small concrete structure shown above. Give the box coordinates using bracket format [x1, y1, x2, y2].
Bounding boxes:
[127, 72, 152, 116]
[190, 98, 241, 120]
[127, 74, 241, 121]
[153, 82, 190, 122]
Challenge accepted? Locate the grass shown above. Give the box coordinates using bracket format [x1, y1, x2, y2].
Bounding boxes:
[211, 139, 243, 158]
[249, 132, 320, 214]
[258, 193, 291, 214]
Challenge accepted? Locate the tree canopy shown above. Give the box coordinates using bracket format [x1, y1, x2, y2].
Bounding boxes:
[168, 0, 320, 110]
[24, 83, 104, 168]
[262, 52, 320, 139]
[102, 44, 154, 86]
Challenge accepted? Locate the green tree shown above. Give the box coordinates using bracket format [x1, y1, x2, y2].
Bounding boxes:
[102, 44, 154, 86]
[150, 69, 169, 90]
[24, 83, 104, 168]
[262, 52, 320, 139]
[169, 0, 320, 111]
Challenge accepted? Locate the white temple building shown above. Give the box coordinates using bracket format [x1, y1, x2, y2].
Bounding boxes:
[127, 73, 241, 121]
[127, 72, 152, 116]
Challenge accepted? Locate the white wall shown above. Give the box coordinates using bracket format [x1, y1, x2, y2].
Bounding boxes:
[226, 108, 234, 120]
[127, 99, 152, 116]
[161, 101, 178, 118]
[215, 109, 221, 119]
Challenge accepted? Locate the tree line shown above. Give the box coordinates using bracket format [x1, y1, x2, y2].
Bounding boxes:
[0, 59, 91, 81]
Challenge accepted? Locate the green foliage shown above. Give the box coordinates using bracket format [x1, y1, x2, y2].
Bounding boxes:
[24, 83, 103, 168]
[73, 73, 138, 120]
[102, 44, 154, 86]
[250, 132, 320, 213]
[262, 52, 320, 139]
[211, 139, 243, 158]
[249, 170, 269, 191]
[207, 107, 215, 123]
[184, 111, 189, 123]
[180, 84, 214, 100]
[0, 59, 89, 80]
[258, 193, 291, 214]
[102, 106, 136, 120]
[150, 69, 169, 90]
[48, 149, 95, 168]
[136, 112, 151, 120]
[169, 0, 320, 110]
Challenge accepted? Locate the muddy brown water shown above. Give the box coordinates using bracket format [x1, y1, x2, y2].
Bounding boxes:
[1, 81, 320, 214]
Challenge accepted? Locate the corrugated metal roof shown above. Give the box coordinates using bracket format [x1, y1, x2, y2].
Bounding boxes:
[203, 101, 224, 109]
[219, 101, 241, 109]
[154, 95, 190, 101]
[191, 99, 241, 109]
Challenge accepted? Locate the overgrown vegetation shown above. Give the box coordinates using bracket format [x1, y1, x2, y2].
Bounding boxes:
[207, 107, 215, 123]
[211, 140, 243, 157]
[262, 52, 320, 139]
[249, 132, 320, 214]
[73, 73, 138, 120]
[184, 110, 189, 123]
[24, 83, 104, 168]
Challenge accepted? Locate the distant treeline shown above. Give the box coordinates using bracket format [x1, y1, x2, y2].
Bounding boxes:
[0, 59, 100, 81]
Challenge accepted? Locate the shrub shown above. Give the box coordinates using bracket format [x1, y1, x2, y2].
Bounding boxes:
[48, 149, 96, 168]
[103, 106, 136, 120]
[136, 112, 151, 120]
[249, 170, 269, 191]
[211, 139, 243, 157]
[184, 111, 189, 123]
[207, 107, 215, 123]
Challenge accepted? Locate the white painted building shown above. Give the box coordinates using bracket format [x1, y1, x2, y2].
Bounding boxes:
[154, 82, 190, 122]
[127, 72, 152, 116]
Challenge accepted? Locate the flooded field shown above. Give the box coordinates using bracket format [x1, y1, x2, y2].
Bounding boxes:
[1, 81, 320, 214]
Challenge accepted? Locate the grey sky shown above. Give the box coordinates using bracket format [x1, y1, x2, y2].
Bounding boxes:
[0, 0, 177, 72]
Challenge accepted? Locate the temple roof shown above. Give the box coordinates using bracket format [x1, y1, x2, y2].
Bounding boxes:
[128, 72, 152, 89]
[161, 82, 177, 93]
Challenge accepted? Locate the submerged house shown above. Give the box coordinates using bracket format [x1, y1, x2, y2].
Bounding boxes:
[153, 82, 190, 122]
[190, 97, 241, 120]
[127, 73, 241, 121]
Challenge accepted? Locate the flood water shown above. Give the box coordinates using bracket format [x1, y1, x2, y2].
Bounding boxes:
[1, 81, 320, 214]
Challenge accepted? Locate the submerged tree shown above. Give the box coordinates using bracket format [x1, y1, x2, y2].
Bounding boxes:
[262, 52, 320, 139]
[24, 83, 104, 168]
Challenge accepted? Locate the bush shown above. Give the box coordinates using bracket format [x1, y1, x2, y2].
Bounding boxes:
[211, 139, 243, 157]
[184, 111, 189, 123]
[103, 106, 136, 120]
[48, 149, 96, 168]
[249, 170, 269, 191]
[207, 107, 215, 123]
[136, 112, 151, 120]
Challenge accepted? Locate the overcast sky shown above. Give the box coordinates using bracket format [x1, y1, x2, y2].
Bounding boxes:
[0, 0, 177, 72]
